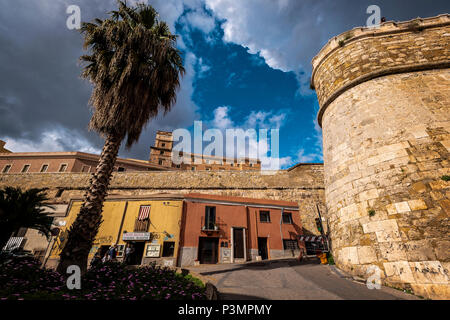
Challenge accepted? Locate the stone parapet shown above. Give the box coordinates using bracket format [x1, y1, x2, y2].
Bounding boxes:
[311, 14, 450, 127]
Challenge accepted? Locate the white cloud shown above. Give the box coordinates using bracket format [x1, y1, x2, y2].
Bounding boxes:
[184, 7, 216, 34]
[1, 127, 101, 154]
[208, 105, 293, 170]
[204, 0, 330, 93]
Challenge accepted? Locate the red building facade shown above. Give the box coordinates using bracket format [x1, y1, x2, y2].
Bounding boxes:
[178, 194, 303, 266]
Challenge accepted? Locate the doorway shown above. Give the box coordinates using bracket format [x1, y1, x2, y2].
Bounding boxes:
[258, 237, 268, 260]
[128, 242, 145, 265]
[233, 228, 245, 260]
[198, 237, 219, 264]
[98, 245, 110, 258]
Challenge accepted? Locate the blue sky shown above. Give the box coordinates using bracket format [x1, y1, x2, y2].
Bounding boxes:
[0, 0, 448, 169]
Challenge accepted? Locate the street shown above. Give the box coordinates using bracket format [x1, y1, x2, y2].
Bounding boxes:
[186, 259, 420, 300]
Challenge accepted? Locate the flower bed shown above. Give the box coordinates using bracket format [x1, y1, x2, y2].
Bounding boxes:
[0, 254, 206, 300]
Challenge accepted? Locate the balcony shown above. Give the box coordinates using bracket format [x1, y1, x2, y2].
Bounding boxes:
[200, 216, 221, 234]
[134, 218, 149, 232]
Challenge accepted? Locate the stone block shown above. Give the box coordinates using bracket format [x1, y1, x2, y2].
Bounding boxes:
[357, 246, 378, 264]
[362, 219, 399, 234]
[410, 181, 427, 193]
[383, 261, 415, 283]
[379, 242, 408, 261]
[359, 188, 380, 202]
[409, 261, 449, 284]
[405, 240, 436, 261]
[407, 199, 428, 211]
[394, 201, 411, 213]
[440, 140, 450, 152]
[434, 240, 450, 261]
[386, 204, 397, 215]
[340, 246, 359, 265]
[375, 229, 402, 243]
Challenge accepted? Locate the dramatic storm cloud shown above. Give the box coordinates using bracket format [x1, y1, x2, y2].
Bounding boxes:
[0, 0, 448, 163]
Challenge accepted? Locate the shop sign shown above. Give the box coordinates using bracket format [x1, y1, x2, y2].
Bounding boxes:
[123, 232, 151, 241]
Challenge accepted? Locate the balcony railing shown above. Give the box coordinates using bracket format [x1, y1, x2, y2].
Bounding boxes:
[134, 219, 149, 232]
[200, 216, 221, 232]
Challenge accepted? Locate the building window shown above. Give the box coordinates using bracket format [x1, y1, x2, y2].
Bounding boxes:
[176, 164, 181, 168]
[117, 167, 125, 172]
[259, 211, 270, 223]
[162, 241, 175, 257]
[161, 143, 166, 147]
[40, 164, 49, 173]
[81, 165, 90, 173]
[2, 164, 11, 173]
[191, 166, 195, 171]
[160, 150, 164, 155]
[158, 159, 163, 165]
[21, 164, 30, 173]
[282, 212, 293, 224]
[116, 245, 125, 258]
[59, 164, 67, 172]
[206, 167, 211, 171]
[283, 239, 299, 250]
[204, 206, 216, 230]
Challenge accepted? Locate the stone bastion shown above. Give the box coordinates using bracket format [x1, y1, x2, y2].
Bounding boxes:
[311, 14, 450, 299]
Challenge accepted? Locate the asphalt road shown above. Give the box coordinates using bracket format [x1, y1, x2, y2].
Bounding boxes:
[186, 259, 420, 300]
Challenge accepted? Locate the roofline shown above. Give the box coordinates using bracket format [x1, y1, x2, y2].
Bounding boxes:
[0, 151, 168, 170]
[67, 193, 299, 210]
[287, 162, 324, 171]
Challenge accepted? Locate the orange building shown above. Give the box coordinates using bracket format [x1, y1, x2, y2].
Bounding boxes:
[0, 151, 168, 174]
[179, 194, 303, 266]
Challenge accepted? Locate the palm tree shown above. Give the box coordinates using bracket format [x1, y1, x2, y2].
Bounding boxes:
[0, 187, 54, 251]
[57, 1, 184, 273]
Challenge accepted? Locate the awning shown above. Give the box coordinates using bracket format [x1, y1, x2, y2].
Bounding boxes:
[2, 237, 24, 251]
[298, 235, 325, 243]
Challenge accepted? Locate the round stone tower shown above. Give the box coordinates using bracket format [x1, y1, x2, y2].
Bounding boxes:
[311, 14, 450, 299]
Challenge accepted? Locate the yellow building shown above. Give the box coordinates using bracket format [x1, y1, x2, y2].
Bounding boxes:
[47, 194, 184, 268]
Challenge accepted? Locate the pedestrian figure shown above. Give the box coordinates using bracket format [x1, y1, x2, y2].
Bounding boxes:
[90, 249, 102, 268]
[124, 243, 134, 265]
[107, 244, 117, 261]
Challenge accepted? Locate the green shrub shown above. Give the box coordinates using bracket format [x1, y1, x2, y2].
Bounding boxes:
[326, 252, 335, 265]
[441, 175, 450, 182]
[0, 255, 206, 300]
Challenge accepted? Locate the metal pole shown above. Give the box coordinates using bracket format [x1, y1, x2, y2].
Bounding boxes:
[316, 204, 329, 252]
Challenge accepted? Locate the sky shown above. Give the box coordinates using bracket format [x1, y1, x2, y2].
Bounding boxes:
[0, 0, 449, 169]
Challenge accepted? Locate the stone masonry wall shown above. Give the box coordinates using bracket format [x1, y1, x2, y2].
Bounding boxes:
[0, 165, 326, 237]
[312, 14, 450, 126]
[313, 15, 450, 299]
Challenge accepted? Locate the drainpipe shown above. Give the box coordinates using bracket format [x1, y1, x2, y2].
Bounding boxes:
[176, 200, 186, 267]
[116, 201, 128, 244]
[245, 205, 250, 261]
[279, 208, 284, 255]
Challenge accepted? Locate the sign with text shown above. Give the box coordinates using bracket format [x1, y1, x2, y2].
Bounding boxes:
[146, 244, 161, 257]
[123, 232, 151, 241]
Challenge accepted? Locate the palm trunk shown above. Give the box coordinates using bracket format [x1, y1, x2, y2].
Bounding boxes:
[57, 133, 122, 274]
